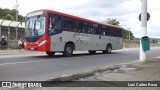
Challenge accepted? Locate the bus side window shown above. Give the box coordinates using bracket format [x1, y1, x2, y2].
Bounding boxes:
[107, 28, 110, 36]
[92, 23, 98, 35]
[99, 25, 104, 35]
[55, 16, 62, 33]
[105, 27, 108, 36]
[72, 20, 78, 32]
[103, 31, 106, 36]
[116, 29, 119, 37]
[95, 25, 103, 35]
[118, 29, 122, 37]
[84, 22, 91, 34]
[87, 23, 92, 34]
[113, 28, 118, 37]
[109, 28, 113, 36]
[78, 21, 84, 33]
[70, 19, 77, 32]
[102, 26, 106, 36]
[63, 17, 75, 32]
[108, 27, 113, 36]
[91, 28, 96, 34]
[48, 13, 62, 35]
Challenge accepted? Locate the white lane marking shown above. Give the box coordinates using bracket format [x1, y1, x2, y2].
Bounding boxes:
[25, 68, 31, 71]
[63, 64, 67, 65]
[0, 54, 46, 59]
[0, 59, 60, 66]
[156, 56, 160, 58]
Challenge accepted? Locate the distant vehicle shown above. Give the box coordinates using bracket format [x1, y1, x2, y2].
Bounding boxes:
[24, 9, 123, 57]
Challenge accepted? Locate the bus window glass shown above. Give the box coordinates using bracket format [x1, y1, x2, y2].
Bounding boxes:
[63, 17, 76, 32]
[35, 22, 40, 30]
[78, 21, 84, 33]
[102, 26, 106, 30]
[92, 23, 98, 35]
[93, 24, 98, 29]
[48, 14, 62, 35]
[25, 15, 45, 37]
[82, 22, 90, 34]
[103, 31, 106, 36]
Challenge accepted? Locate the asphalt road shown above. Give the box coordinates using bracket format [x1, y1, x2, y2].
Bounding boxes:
[0, 48, 160, 81]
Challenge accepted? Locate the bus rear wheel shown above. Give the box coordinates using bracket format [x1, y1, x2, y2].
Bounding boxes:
[103, 44, 112, 54]
[46, 52, 55, 57]
[63, 44, 73, 57]
[88, 51, 96, 54]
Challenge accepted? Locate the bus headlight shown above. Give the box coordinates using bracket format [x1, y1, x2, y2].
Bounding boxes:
[38, 40, 47, 46]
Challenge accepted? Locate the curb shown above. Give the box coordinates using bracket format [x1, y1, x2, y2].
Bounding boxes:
[47, 60, 139, 81]
[47, 64, 132, 81]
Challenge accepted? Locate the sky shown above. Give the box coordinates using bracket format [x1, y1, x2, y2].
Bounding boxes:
[0, 0, 160, 38]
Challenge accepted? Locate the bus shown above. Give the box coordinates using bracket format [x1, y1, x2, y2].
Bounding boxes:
[24, 9, 123, 57]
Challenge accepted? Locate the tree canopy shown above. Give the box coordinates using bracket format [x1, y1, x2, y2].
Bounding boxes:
[105, 18, 120, 26]
[0, 7, 25, 22]
[106, 18, 134, 40]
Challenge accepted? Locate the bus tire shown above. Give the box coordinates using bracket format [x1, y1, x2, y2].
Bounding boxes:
[103, 44, 112, 54]
[88, 51, 96, 54]
[107, 44, 112, 54]
[63, 44, 73, 57]
[46, 52, 55, 57]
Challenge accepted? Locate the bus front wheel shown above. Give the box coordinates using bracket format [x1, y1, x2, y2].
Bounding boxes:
[46, 52, 55, 57]
[63, 44, 73, 57]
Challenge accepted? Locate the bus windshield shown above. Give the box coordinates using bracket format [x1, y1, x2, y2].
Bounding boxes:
[25, 15, 45, 37]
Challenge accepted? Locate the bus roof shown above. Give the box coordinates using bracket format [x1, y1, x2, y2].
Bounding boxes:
[30, 9, 122, 29]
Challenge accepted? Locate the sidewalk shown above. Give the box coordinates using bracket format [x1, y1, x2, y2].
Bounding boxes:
[0, 49, 44, 55]
[97, 58, 160, 81]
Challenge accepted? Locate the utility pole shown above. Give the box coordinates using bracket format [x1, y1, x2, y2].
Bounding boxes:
[13, 0, 19, 21]
[140, 0, 147, 61]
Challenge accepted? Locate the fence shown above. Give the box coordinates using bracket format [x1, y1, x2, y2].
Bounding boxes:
[123, 39, 160, 48]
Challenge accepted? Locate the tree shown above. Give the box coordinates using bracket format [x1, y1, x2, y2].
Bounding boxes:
[105, 18, 134, 39]
[105, 18, 120, 26]
[123, 29, 134, 40]
[0, 7, 25, 22]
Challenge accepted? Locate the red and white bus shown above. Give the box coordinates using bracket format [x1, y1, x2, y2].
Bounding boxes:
[24, 9, 123, 57]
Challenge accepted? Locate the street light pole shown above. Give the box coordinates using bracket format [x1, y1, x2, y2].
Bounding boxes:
[140, 0, 147, 61]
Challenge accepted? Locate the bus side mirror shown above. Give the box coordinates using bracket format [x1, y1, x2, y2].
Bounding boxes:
[49, 29, 62, 36]
[49, 29, 56, 36]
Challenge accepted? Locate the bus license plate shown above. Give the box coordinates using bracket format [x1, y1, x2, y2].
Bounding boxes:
[30, 48, 34, 50]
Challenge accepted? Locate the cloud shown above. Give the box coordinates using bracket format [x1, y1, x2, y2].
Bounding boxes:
[0, 0, 160, 38]
[65, 0, 131, 17]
